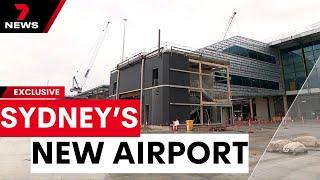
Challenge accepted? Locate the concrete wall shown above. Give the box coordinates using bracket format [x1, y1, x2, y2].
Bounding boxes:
[268, 97, 275, 118]
[255, 97, 269, 120]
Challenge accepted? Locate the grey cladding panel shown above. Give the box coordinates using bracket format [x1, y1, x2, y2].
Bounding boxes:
[169, 53, 190, 86]
[118, 62, 141, 93]
[109, 72, 118, 96]
[143, 55, 163, 87]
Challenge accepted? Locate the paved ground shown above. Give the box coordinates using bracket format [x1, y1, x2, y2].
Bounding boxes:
[250, 120, 320, 179]
[250, 151, 320, 180]
[0, 124, 278, 180]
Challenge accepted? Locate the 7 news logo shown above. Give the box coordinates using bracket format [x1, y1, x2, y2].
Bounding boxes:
[0, 0, 65, 33]
[4, 3, 39, 30]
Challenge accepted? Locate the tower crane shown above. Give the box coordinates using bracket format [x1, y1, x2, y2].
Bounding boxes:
[222, 11, 237, 41]
[70, 21, 110, 93]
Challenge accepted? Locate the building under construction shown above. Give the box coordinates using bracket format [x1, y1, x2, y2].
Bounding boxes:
[108, 26, 320, 125]
[202, 36, 284, 122]
[109, 46, 232, 125]
[104, 17, 320, 126]
[72, 85, 109, 99]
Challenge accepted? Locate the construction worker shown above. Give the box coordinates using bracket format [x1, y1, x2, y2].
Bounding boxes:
[172, 117, 180, 131]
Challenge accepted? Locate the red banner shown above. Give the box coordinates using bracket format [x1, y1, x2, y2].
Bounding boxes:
[0, 86, 65, 99]
[0, 100, 140, 137]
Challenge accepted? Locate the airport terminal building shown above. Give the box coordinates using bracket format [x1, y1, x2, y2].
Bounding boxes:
[109, 25, 320, 125]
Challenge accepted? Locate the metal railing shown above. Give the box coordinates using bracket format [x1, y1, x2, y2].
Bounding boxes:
[265, 21, 320, 44]
[111, 42, 231, 72]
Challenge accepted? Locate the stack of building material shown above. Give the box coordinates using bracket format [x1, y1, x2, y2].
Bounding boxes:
[267, 139, 292, 152]
[293, 136, 319, 147]
[283, 142, 307, 155]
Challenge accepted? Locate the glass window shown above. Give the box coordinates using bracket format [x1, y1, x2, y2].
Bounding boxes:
[112, 82, 117, 95]
[307, 61, 315, 73]
[231, 75, 242, 85]
[294, 62, 305, 72]
[284, 72, 295, 79]
[296, 76, 306, 89]
[304, 51, 315, 62]
[248, 51, 257, 59]
[308, 69, 320, 88]
[292, 49, 302, 55]
[281, 53, 293, 65]
[313, 49, 320, 61]
[295, 71, 306, 78]
[303, 45, 313, 52]
[250, 79, 257, 87]
[230, 75, 279, 90]
[223, 45, 276, 64]
[242, 77, 250, 87]
[291, 53, 303, 64]
[285, 78, 295, 91]
[284, 64, 295, 74]
[152, 68, 159, 86]
[313, 43, 320, 50]
[281, 47, 304, 91]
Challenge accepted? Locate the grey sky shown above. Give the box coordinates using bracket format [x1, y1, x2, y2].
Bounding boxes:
[1, 0, 320, 95]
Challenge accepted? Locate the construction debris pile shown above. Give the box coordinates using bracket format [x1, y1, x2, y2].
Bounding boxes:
[267, 135, 320, 155]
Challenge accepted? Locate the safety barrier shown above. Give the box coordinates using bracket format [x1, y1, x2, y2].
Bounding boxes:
[231, 117, 283, 133]
[169, 123, 226, 133]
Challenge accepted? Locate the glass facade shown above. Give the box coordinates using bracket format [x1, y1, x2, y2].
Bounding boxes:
[215, 73, 279, 90]
[281, 41, 320, 91]
[223, 45, 276, 64]
[230, 75, 279, 90]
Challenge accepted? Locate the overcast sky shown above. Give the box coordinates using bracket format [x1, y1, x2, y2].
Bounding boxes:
[1, 0, 320, 95]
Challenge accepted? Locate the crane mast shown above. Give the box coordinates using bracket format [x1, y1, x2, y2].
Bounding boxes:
[222, 11, 237, 41]
[70, 21, 110, 93]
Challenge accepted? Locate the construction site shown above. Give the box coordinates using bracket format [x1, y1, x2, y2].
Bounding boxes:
[0, 1, 319, 177]
[61, 12, 320, 178]
[65, 9, 320, 131]
[71, 12, 288, 129]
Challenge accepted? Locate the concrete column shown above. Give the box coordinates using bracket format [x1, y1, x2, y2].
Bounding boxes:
[283, 95, 288, 114]
[269, 97, 275, 118]
[249, 98, 254, 120]
[267, 97, 271, 120]
[140, 58, 145, 125]
[199, 63, 203, 124]
[256, 97, 269, 121]
[226, 68, 231, 101]
[116, 69, 120, 99]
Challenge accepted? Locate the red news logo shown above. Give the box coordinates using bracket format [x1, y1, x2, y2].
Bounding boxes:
[4, 3, 38, 30]
[0, 0, 65, 33]
[15, 4, 29, 21]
